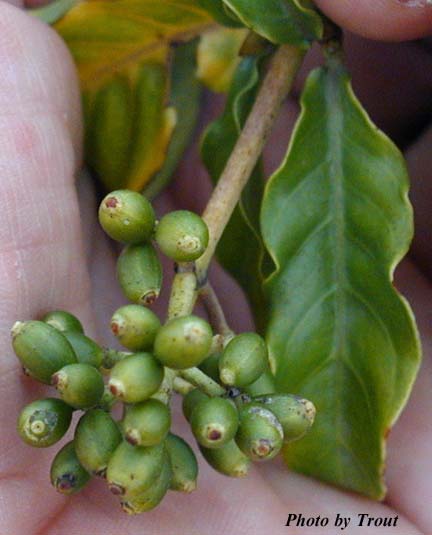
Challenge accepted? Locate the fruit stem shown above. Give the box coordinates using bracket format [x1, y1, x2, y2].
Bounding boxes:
[172, 376, 195, 396]
[195, 44, 305, 283]
[179, 367, 225, 397]
[199, 283, 233, 337]
[167, 268, 197, 319]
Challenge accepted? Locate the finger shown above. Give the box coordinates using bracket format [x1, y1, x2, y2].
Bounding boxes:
[315, 0, 432, 41]
[384, 261, 432, 532]
[0, 3, 91, 533]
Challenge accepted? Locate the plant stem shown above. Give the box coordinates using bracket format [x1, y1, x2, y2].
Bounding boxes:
[199, 283, 233, 337]
[180, 367, 225, 397]
[173, 376, 195, 396]
[167, 268, 197, 318]
[196, 44, 305, 283]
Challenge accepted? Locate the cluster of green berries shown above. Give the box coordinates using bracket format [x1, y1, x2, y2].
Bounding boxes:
[11, 189, 316, 514]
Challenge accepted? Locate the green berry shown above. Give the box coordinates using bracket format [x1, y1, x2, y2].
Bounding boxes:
[199, 351, 221, 382]
[97, 384, 118, 412]
[154, 315, 213, 369]
[190, 397, 238, 449]
[50, 441, 91, 495]
[74, 409, 122, 476]
[123, 399, 171, 447]
[52, 363, 105, 409]
[182, 388, 209, 422]
[199, 439, 250, 478]
[155, 210, 209, 262]
[42, 310, 84, 334]
[253, 394, 316, 443]
[107, 441, 165, 498]
[166, 433, 198, 493]
[111, 305, 160, 351]
[101, 348, 130, 373]
[117, 243, 162, 305]
[11, 320, 77, 384]
[235, 403, 283, 461]
[17, 398, 73, 448]
[120, 452, 172, 514]
[62, 331, 103, 368]
[98, 189, 155, 244]
[219, 332, 267, 388]
[108, 353, 164, 403]
[244, 369, 276, 397]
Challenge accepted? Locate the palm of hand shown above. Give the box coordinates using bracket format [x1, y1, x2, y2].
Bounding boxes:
[0, 3, 431, 534]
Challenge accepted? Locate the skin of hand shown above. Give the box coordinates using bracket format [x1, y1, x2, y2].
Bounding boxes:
[0, 1, 431, 534]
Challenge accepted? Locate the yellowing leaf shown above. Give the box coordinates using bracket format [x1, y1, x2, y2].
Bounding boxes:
[54, 0, 213, 191]
[196, 27, 247, 93]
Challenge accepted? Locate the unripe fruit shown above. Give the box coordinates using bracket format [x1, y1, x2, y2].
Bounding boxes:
[254, 394, 316, 443]
[117, 243, 162, 305]
[108, 353, 164, 403]
[182, 388, 209, 422]
[42, 310, 84, 334]
[11, 320, 77, 384]
[219, 332, 267, 388]
[166, 433, 198, 493]
[101, 348, 130, 373]
[50, 441, 91, 495]
[155, 210, 209, 262]
[62, 331, 103, 368]
[74, 409, 122, 476]
[190, 397, 238, 449]
[97, 384, 118, 412]
[120, 453, 172, 514]
[244, 369, 276, 397]
[199, 439, 251, 478]
[111, 305, 160, 351]
[123, 399, 171, 447]
[154, 315, 213, 369]
[52, 363, 105, 409]
[198, 351, 221, 382]
[98, 189, 155, 244]
[236, 403, 284, 461]
[107, 441, 165, 497]
[17, 398, 73, 448]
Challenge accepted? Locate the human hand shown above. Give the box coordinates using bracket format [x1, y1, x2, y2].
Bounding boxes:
[0, 1, 431, 533]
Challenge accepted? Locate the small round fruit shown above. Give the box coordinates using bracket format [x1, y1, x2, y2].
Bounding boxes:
[244, 369, 276, 397]
[166, 433, 198, 493]
[107, 441, 165, 497]
[74, 409, 122, 476]
[190, 397, 238, 449]
[42, 310, 84, 334]
[11, 320, 77, 384]
[98, 189, 155, 244]
[253, 394, 316, 443]
[219, 332, 267, 388]
[50, 441, 91, 495]
[62, 331, 103, 368]
[199, 439, 250, 478]
[154, 315, 213, 370]
[120, 452, 172, 514]
[17, 398, 73, 448]
[155, 210, 209, 262]
[117, 243, 162, 305]
[182, 388, 209, 422]
[236, 403, 283, 461]
[111, 305, 160, 351]
[52, 363, 105, 409]
[108, 353, 164, 403]
[123, 399, 171, 447]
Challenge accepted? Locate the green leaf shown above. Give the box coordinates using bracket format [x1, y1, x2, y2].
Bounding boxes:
[54, 0, 212, 192]
[144, 41, 202, 199]
[222, 0, 323, 47]
[197, 27, 248, 93]
[201, 56, 268, 332]
[261, 60, 421, 499]
[197, 0, 244, 27]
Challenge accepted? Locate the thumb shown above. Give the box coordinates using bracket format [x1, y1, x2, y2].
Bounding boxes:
[315, 0, 432, 41]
